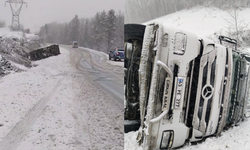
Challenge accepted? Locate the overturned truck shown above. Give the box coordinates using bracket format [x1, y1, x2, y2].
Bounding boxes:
[124, 23, 250, 150]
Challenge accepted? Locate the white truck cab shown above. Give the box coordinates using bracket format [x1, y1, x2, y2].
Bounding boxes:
[139, 23, 232, 150]
[124, 22, 235, 150]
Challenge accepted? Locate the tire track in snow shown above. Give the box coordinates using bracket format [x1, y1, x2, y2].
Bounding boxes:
[64, 45, 124, 149]
[0, 78, 63, 150]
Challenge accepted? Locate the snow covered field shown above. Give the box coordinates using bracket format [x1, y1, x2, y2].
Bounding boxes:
[0, 46, 123, 150]
[125, 7, 250, 150]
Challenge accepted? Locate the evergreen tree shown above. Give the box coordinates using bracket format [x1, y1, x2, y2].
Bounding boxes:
[38, 10, 124, 51]
[99, 10, 108, 51]
[92, 12, 102, 50]
[69, 15, 80, 42]
[115, 11, 124, 48]
[106, 9, 116, 53]
[63, 23, 69, 44]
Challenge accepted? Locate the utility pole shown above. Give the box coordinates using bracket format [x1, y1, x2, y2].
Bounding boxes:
[5, 0, 27, 31]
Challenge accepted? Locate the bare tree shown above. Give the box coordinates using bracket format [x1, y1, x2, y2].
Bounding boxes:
[225, 7, 250, 47]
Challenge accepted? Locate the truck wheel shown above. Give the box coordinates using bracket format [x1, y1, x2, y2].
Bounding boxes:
[124, 120, 140, 133]
[125, 24, 146, 43]
[124, 24, 145, 133]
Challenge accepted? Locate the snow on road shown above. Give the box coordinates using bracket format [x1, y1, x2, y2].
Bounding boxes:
[0, 47, 123, 150]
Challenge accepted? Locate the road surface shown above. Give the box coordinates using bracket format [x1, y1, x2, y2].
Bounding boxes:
[65, 45, 124, 102]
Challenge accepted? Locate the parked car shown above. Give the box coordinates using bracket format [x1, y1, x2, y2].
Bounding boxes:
[124, 23, 250, 150]
[109, 48, 124, 61]
[72, 41, 78, 48]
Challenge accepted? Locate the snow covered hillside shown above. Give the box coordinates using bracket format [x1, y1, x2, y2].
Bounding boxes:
[147, 7, 250, 41]
[0, 27, 37, 39]
[0, 27, 43, 76]
[125, 7, 250, 150]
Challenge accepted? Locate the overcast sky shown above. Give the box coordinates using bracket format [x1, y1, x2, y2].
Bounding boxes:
[0, 0, 124, 32]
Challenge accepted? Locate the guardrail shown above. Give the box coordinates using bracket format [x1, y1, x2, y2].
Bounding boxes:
[28, 44, 60, 61]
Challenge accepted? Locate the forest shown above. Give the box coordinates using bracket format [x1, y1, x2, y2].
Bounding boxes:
[39, 9, 124, 53]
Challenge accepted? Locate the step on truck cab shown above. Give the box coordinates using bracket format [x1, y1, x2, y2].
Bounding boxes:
[124, 23, 233, 150]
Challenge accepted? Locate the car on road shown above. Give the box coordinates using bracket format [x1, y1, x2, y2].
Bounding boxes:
[109, 48, 124, 61]
[72, 41, 78, 48]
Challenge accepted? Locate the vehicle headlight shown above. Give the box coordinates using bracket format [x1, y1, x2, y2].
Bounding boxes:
[162, 34, 168, 47]
[160, 130, 174, 149]
[173, 32, 187, 55]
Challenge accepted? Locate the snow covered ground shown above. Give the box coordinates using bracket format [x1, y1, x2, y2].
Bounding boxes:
[83, 47, 124, 68]
[125, 7, 250, 150]
[147, 7, 250, 40]
[0, 27, 43, 76]
[107, 59, 124, 67]
[0, 27, 36, 39]
[0, 46, 123, 150]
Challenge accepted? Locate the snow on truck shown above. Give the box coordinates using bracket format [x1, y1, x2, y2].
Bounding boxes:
[124, 23, 250, 150]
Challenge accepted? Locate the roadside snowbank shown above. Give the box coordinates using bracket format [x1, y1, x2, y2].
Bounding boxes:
[81, 47, 124, 67]
[0, 48, 70, 149]
[180, 119, 250, 150]
[125, 119, 250, 150]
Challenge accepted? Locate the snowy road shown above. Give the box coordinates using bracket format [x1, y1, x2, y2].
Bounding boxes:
[0, 46, 124, 150]
[64, 45, 124, 102]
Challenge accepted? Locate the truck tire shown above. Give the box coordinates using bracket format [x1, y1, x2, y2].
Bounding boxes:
[125, 24, 146, 43]
[124, 24, 145, 133]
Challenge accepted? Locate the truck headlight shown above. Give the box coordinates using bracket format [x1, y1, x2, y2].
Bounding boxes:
[162, 33, 168, 47]
[173, 32, 187, 55]
[160, 130, 174, 149]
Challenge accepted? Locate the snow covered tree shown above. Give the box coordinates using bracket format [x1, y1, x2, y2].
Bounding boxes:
[225, 7, 250, 47]
[62, 23, 70, 44]
[106, 9, 116, 53]
[92, 12, 102, 50]
[38, 10, 124, 51]
[99, 10, 109, 51]
[115, 11, 124, 49]
[69, 15, 80, 42]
